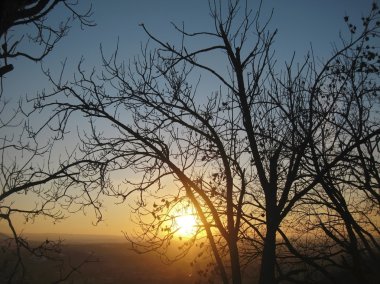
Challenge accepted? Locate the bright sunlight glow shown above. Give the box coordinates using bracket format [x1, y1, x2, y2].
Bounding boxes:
[171, 202, 199, 238]
[175, 214, 197, 237]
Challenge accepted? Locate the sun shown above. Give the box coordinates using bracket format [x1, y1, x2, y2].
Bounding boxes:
[175, 214, 197, 237]
[172, 204, 199, 238]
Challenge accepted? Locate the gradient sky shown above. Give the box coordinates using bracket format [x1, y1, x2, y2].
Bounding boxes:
[1, 0, 376, 237]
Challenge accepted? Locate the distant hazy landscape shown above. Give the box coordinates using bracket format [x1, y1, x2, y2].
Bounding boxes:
[0, 233, 216, 284]
[1, 233, 379, 283]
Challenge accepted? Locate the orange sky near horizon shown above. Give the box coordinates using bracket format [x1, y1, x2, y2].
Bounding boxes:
[0, 196, 133, 237]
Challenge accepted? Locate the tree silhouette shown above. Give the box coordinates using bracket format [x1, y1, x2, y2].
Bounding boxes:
[0, 1, 101, 283]
[34, 1, 380, 283]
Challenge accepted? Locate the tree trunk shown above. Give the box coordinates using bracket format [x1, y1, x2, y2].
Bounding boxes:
[259, 214, 278, 284]
[259, 225, 277, 284]
[229, 238, 242, 284]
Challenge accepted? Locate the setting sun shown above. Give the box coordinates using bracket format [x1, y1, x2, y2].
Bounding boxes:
[174, 214, 197, 237]
[171, 203, 199, 238]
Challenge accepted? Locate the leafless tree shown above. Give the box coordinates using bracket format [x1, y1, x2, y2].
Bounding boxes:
[0, 1, 103, 283]
[33, 1, 380, 283]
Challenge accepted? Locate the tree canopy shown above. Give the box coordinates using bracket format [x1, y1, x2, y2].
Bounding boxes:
[7, 0, 380, 283]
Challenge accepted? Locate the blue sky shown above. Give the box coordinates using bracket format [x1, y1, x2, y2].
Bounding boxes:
[3, 0, 375, 103]
[1, 0, 377, 235]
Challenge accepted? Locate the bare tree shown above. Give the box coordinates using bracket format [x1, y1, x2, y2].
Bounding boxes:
[33, 1, 380, 283]
[0, 1, 103, 283]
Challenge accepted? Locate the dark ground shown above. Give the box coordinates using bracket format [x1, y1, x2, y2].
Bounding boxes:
[0, 235, 217, 284]
[0, 235, 379, 284]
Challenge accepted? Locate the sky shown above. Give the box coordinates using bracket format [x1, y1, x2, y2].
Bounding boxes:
[1, 0, 376, 238]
